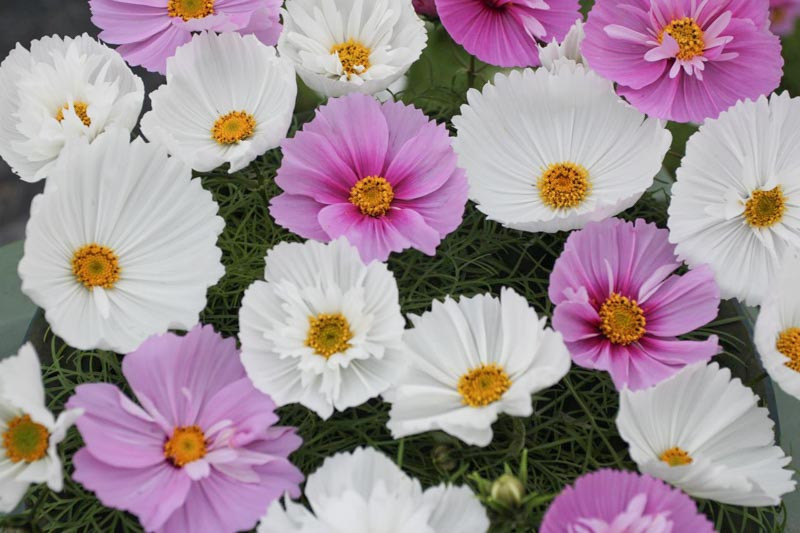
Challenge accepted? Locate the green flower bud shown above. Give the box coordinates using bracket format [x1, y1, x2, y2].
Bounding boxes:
[490, 473, 525, 507]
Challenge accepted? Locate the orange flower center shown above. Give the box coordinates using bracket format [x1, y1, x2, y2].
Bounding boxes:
[598, 293, 647, 345]
[659, 17, 705, 61]
[164, 426, 207, 467]
[71, 244, 121, 290]
[778, 327, 800, 372]
[168, 0, 214, 20]
[457, 363, 512, 407]
[538, 162, 591, 209]
[744, 187, 786, 228]
[212, 111, 256, 145]
[660, 446, 693, 467]
[306, 313, 353, 358]
[56, 101, 91, 127]
[3, 414, 50, 463]
[331, 39, 371, 78]
[349, 176, 394, 217]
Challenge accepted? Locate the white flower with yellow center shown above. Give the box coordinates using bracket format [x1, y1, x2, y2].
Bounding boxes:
[452, 65, 671, 234]
[755, 255, 800, 400]
[141, 32, 297, 174]
[278, 0, 427, 98]
[668, 93, 800, 307]
[18, 129, 225, 354]
[0, 34, 143, 183]
[617, 362, 796, 506]
[239, 238, 406, 420]
[385, 288, 571, 447]
[259, 447, 489, 533]
[538, 19, 586, 72]
[0, 343, 82, 512]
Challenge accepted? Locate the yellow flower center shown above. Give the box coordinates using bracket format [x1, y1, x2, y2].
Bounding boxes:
[744, 187, 786, 228]
[164, 426, 206, 467]
[306, 313, 353, 358]
[55, 101, 91, 127]
[660, 17, 705, 61]
[349, 176, 394, 217]
[71, 244, 121, 290]
[457, 363, 512, 407]
[538, 162, 590, 209]
[778, 327, 800, 372]
[167, 0, 214, 20]
[212, 111, 256, 145]
[331, 39, 371, 78]
[3, 414, 50, 463]
[598, 293, 647, 345]
[660, 446, 693, 467]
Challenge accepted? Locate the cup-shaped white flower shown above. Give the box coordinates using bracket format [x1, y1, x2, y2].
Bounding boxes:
[386, 288, 571, 447]
[18, 129, 225, 353]
[668, 93, 800, 306]
[0, 34, 143, 183]
[0, 344, 82, 512]
[239, 238, 407, 420]
[538, 19, 586, 72]
[453, 66, 671, 234]
[141, 32, 297, 174]
[617, 362, 796, 506]
[259, 447, 489, 532]
[755, 255, 800, 400]
[278, 0, 427, 98]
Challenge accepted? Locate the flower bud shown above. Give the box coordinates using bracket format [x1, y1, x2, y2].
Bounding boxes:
[490, 473, 525, 507]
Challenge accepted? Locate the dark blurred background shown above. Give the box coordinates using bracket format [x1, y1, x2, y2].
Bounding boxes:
[0, 0, 163, 245]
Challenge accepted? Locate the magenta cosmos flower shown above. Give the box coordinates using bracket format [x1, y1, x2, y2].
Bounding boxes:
[414, 0, 438, 17]
[540, 469, 715, 532]
[549, 218, 721, 391]
[771, 0, 800, 34]
[270, 93, 468, 263]
[582, 0, 783, 123]
[435, 0, 581, 67]
[66, 325, 303, 533]
[89, 0, 283, 74]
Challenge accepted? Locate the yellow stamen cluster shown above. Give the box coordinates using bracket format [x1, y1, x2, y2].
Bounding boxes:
[71, 244, 121, 290]
[3, 414, 50, 463]
[167, 0, 214, 20]
[660, 17, 705, 61]
[349, 176, 394, 217]
[164, 426, 207, 467]
[331, 39, 371, 78]
[56, 101, 91, 127]
[306, 313, 353, 358]
[212, 111, 256, 145]
[457, 363, 512, 407]
[538, 162, 590, 209]
[598, 293, 647, 345]
[744, 187, 786, 228]
[660, 446, 693, 467]
[778, 327, 800, 372]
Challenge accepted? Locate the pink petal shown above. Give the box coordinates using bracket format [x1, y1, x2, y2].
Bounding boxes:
[643, 265, 721, 337]
[269, 193, 331, 242]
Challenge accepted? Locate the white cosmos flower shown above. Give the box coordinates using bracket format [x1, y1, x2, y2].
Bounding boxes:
[617, 362, 796, 506]
[755, 254, 800, 400]
[0, 33, 143, 183]
[668, 93, 800, 307]
[538, 19, 586, 71]
[278, 0, 427, 98]
[385, 288, 571, 447]
[239, 237, 406, 420]
[141, 32, 297, 174]
[0, 343, 82, 512]
[452, 66, 671, 234]
[258, 447, 489, 533]
[18, 129, 225, 354]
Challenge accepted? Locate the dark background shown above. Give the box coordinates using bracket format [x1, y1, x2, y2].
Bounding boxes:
[0, 0, 163, 245]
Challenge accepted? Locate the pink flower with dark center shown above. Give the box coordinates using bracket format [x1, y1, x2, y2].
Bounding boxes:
[770, 0, 800, 34]
[434, 0, 581, 67]
[413, 0, 439, 17]
[270, 93, 468, 263]
[66, 325, 303, 533]
[89, 0, 283, 74]
[549, 218, 721, 391]
[540, 469, 715, 533]
[582, 0, 783, 123]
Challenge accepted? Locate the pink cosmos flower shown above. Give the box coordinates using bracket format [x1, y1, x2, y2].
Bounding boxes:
[549, 218, 721, 391]
[582, 0, 783, 123]
[540, 469, 715, 532]
[89, 0, 283, 74]
[66, 325, 303, 533]
[413, 0, 438, 17]
[435, 0, 581, 67]
[270, 93, 468, 263]
[770, 0, 800, 34]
